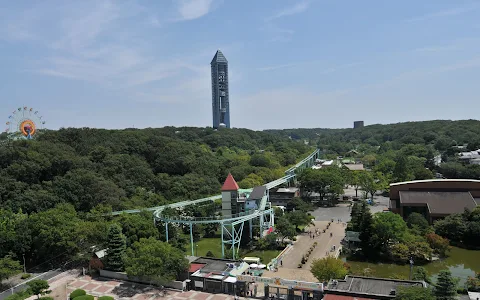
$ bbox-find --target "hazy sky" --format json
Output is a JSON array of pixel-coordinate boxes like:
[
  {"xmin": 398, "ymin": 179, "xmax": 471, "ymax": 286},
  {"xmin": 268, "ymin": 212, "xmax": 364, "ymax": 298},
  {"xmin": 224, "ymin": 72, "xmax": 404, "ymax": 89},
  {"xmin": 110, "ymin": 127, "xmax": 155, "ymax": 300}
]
[{"xmin": 1, "ymin": 0, "xmax": 480, "ymax": 131}]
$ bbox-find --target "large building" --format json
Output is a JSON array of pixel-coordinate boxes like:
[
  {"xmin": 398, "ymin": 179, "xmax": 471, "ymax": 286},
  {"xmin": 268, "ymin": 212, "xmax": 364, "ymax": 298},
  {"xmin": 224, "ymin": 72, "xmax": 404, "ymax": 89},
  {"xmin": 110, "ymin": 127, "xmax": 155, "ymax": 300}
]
[
  {"xmin": 389, "ymin": 179, "xmax": 480, "ymax": 223},
  {"xmin": 353, "ymin": 121, "xmax": 364, "ymax": 129},
  {"xmin": 324, "ymin": 275, "xmax": 425, "ymax": 300},
  {"xmin": 211, "ymin": 50, "xmax": 230, "ymax": 129}
]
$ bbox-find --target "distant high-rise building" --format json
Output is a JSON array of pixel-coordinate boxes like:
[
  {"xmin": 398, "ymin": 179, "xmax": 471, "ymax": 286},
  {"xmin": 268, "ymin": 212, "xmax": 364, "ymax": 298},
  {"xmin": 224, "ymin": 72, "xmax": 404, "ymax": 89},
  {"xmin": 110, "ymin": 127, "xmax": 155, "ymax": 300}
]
[
  {"xmin": 211, "ymin": 50, "xmax": 230, "ymax": 129},
  {"xmin": 353, "ymin": 121, "xmax": 364, "ymax": 129}
]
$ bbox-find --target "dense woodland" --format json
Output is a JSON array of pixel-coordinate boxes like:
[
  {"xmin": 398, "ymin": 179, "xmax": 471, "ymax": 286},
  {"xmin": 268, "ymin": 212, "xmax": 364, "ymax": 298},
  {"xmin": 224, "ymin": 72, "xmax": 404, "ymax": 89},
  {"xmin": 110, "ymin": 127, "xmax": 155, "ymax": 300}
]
[
  {"xmin": 0, "ymin": 127, "xmax": 311, "ymax": 214},
  {"xmin": 270, "ymin": 119, "xmax": 480, "ymax": 181},
  {"xmin": 0, "ymin": 127, "xmax": 311, "ymax": 281},
  {"xmin": 2, "ymin": 120, "xmax": 480, "ymax": 292}
]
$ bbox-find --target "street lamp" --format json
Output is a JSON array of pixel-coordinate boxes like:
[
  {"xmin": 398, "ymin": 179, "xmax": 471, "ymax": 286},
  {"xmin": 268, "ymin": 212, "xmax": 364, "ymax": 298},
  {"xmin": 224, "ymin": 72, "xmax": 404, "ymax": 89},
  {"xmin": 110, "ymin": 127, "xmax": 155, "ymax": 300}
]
[{"xmin": 195, "ymin": 244, "xmax": 198, "ymax": 256}]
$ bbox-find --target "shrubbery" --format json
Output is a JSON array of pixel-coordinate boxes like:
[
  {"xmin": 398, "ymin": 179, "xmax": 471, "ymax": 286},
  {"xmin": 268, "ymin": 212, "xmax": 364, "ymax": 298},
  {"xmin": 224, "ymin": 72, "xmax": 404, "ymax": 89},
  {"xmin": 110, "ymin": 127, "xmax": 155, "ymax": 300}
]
[
  {"xmin": 72, "ymin": 296, "xmax": 94, "ymax": 300},
  {"xmin": 69, "ymin": 289, "xmax": 86, "ymax": 299},
  {"xmin": 98, "ymin": 297, "xmax": 115, "ymax": 300},
  {"xmin": 20, "ymin": 273, "xmax": 31, "ymax": 280}
]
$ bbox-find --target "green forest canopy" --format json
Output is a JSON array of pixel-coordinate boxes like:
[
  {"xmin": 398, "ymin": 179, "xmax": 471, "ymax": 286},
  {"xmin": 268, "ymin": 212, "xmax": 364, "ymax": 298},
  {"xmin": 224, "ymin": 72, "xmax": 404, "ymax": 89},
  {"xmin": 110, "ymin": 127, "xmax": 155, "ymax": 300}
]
[{"xmin": 0, "ymin": 126, "xmax": 312, "ymax": 214}]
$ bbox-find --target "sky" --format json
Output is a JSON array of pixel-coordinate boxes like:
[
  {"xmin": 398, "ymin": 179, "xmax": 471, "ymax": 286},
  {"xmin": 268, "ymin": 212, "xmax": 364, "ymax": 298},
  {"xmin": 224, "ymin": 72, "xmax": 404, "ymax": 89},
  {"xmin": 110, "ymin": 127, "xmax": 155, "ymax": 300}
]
[{"xmin": 1, "ymin": 0, "xmax": 480, "ymax": 131}]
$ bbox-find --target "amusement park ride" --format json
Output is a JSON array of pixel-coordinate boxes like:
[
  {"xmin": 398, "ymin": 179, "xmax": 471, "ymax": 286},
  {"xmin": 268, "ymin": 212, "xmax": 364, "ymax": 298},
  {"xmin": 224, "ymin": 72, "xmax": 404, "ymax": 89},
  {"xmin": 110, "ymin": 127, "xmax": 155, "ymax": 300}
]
[
  {"xmin": 2, "ymin": 106, "xmax": 46, "ymax": 143},
  {"xmin": 111, "ymin": 149, "xmax": 321, "ymax": 260}
]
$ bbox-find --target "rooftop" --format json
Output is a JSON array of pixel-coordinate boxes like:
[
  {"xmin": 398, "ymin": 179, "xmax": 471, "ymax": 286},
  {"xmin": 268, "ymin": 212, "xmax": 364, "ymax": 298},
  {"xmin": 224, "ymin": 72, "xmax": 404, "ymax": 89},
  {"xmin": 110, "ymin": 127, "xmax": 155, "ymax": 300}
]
[
  {"xmin": 276, "ymin": 187, "xmax": 299, "ymax": 193},
  {"xmin": 249, "ymin": 186, "xmax": 267, "ymax": 200},
  {"xmin": 344, "ymin": 164, "xmax": 364, "ymax": 171},
  {"xmin": 325, "ymin": 276, "xmax": 424, "ymax": 298},
  {"xmin": 399, "ymin": 191, "xmax": 477, "ymax": 215},
  {"xmin": 211, "ymin": 50, "xmax": 228, "ymax": 64},
  {"xmin": 390, "ymin": 178, "xmax": 480, "ymax": 186},
  {"xmin": 323, "ymin": 295, "xmax": 374, "ymax": 300},
  {"xmin": 191, "ymin": 257, "xmax": 239, "ymax": 273},
  {"xmin": 222, "ymin": 173, "xmax": 239, "ymax": 191}
]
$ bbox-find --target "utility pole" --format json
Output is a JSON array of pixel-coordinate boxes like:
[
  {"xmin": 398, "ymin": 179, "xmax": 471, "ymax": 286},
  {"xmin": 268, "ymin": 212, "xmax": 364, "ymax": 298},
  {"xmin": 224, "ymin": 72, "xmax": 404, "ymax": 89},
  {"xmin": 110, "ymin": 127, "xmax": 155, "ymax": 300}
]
[
  {"xmin": 23, "ymin": 254, "xmax": 26, "ymax": 274},
  {"xmin": 409, "ymin": 257, "xmax": 414, "ymax": 280}
]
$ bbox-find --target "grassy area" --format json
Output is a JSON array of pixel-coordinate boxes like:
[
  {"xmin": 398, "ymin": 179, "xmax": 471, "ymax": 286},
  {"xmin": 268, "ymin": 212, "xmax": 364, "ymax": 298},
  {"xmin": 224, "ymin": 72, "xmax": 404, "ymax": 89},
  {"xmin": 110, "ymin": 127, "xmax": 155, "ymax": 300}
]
[
  {"xmin": 243, "ymin": 249, "xmax": 281, "ymax": 264},
  {"xmin": 187, "ymin": 237, "xmax": 281, "ymax": 264},
  {"xmin": 187, "ymin": 237, "xmax": 222, "ymax": 257}
]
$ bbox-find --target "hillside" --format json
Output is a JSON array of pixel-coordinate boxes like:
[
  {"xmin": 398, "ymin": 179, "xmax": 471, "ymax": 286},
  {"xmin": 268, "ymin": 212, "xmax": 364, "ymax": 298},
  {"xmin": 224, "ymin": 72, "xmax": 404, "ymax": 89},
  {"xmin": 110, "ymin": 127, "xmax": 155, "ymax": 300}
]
[
  {"xmin": 266, "ymin": 119, "xmax": 480, "ymax": 153},
  {"xmin": 0, "ymin": 127, "xmax": 312, "ymax": 214}
]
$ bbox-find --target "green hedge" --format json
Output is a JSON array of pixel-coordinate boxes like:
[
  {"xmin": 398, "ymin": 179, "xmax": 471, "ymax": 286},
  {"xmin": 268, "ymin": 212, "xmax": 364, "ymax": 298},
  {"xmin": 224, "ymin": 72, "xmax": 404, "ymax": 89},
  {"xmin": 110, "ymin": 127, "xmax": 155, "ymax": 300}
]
[
  {"xmin": 73, "ymin": 295, "xmax": 94, "ymax": 300},
  {"xmin": 20, "ymin": 273, "xmax": 31, "ymax": 280},
  {"xmin": 98, "ymin": 297, "xmax": 114, "ymax": 300},
  {"xmin": 69, "ymin": 289, "xmax": 86, "ymax": 299}
]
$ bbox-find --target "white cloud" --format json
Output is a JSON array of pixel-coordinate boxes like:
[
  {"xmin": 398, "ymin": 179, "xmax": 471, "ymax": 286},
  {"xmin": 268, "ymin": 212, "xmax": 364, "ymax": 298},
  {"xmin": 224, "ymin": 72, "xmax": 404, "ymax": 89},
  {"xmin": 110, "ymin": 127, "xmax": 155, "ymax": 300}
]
[
  {"xmin": 176, "ymin": 0, "xmax": 215, "ymax": 21},
  {"xmin": 266, "ymin": 1, "xmax": 312, "ymax": 21}
]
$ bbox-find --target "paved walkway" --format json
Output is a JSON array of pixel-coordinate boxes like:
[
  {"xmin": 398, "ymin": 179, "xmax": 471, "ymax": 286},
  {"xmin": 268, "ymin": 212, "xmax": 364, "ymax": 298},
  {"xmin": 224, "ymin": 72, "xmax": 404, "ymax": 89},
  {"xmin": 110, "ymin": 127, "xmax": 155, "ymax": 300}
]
[
  {"xmin": 263, "ymin": 220, "xmax": 346, "ymax": 282},
  {"xmin": 41, "ymin": 274, "xmax": 243, "ymax": 300}
]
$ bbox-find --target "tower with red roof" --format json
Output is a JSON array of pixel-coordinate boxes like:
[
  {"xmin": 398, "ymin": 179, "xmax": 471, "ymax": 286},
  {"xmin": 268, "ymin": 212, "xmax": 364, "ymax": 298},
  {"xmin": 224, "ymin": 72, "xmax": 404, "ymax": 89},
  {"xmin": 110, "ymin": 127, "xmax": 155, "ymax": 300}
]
[{"xmin": 221, "ymin": 173, "xmax": 240, "ymax": 218}]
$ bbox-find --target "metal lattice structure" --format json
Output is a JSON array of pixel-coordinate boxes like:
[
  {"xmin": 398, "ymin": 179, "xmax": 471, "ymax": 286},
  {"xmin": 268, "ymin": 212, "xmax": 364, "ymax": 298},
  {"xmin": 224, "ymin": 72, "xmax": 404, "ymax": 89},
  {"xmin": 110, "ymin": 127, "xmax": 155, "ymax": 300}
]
[{"xmin": 111, "ymin": 149, "xmax": 321, "ymax": 258}]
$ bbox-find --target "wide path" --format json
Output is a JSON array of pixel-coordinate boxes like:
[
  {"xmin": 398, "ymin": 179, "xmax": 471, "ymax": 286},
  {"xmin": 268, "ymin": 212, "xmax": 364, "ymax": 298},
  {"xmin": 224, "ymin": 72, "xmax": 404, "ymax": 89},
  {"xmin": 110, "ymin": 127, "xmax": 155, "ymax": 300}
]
[{"xmin": 263, "ymin": 221, "xmax": 346, "ymax": 282}]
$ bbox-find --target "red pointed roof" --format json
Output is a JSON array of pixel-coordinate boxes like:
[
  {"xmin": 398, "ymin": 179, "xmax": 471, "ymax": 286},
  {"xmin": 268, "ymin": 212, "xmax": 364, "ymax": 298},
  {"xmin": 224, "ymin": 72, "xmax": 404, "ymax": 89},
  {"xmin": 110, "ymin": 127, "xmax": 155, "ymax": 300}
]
[{"xmin": 221, "ymin": 173, "xmax": 239, "ymax": 191}]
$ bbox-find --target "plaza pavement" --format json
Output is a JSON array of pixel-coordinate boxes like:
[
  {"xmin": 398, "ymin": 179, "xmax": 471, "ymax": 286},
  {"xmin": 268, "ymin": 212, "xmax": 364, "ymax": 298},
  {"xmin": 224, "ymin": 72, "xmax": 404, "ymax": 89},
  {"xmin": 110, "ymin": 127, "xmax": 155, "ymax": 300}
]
[
  {"xmin": 30, "ymin": 274, "xmax": 242, "ymax": 300},
  {"xmin": 262, "ymin": 220, "xmax": 346, "ymax": 282}
]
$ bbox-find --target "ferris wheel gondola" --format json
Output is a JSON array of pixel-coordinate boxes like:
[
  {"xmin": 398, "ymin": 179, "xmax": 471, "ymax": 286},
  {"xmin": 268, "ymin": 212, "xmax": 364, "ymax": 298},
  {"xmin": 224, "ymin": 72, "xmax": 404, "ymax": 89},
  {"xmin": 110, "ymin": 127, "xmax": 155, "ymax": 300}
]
[{"xmin": 4, "ymin": 106, "xmax": 46, "ymax": 140}]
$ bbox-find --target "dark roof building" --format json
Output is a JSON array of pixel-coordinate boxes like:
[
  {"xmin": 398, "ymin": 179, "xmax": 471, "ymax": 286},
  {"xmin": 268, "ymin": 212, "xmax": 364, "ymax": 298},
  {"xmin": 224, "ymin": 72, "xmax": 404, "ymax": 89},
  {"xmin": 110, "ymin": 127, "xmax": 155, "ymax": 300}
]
[
  {"xmin": 249, "ymin": 186, "xmax": 267, "ymax": 201},
  {"xmin": 324, "ymin": 276, "xmax": 425, "ymax": 300},
  {"xmin": 389, "ymin": 179, "xmax": 480, "ymax": 223}
]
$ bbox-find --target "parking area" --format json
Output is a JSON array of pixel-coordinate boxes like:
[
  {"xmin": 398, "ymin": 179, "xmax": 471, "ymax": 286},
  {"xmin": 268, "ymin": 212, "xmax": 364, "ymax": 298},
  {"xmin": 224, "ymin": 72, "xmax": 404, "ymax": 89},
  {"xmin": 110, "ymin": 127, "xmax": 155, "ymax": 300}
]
[{"xmin": 310, "ymin": 187, "xmax": 389, "ymax": 222}]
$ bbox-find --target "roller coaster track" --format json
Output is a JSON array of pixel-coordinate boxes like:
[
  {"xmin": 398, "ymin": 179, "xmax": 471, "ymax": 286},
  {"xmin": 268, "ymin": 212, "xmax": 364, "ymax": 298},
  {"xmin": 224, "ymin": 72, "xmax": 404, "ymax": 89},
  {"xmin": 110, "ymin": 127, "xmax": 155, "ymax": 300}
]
[{"xmin": 110, "ymin": 148, "xmax": 320, "ymax": 216}]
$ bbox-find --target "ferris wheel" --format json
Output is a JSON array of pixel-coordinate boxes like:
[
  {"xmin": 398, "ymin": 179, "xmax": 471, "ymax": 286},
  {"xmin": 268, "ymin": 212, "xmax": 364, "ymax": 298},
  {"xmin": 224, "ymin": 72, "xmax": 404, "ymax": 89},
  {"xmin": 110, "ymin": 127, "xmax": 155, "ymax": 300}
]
[{"xmin": 4, "ymin": 107, "xmax": 46, "ymax": 140}]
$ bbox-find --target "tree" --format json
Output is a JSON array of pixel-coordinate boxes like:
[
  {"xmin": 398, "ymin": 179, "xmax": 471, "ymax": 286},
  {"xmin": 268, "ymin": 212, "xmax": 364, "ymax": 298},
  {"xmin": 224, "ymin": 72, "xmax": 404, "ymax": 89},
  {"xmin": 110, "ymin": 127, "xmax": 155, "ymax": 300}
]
[
  {"xmin": 358, "ymin": 171, "xmax": 377, "ymax": 199},
  {"xmin": 275, "ymin": 217, "xmax": 296, "ymax": 243},
  {"xmin": 406, "ymin": 212, "xmax": 430, "ymax": 234},
  {"xmin": 310, "ymin": 257, "xmax": 348, "ymax": 282},
  {"xmin": 393, "ymin": 154, "xmax": 412, "ymax": 182},
  {"xmin": 27, "ymin": 279, "xmax": 50, "ymax": 299},
  {"xmin": 349, "ymin": 171, "xmax": 361, "ymax": 197},
  {"xmin": 434, "ymin": 269, "xmax": 457, "ymax": 300},
  {"xmin": 358, "ymin": 202, "xmax": 376, "ymax": 258},
  {"xmin": 412, "ymin": 266, "xmax": 430, "ymax": 283},
  {"xmin": 425, "ymin": 233, "xmax": 450, "ymax": 257},
  {"xmin": 371, "ymin": 212, "xmax": 408, "ymax": 254},
  {"xmin": 124, "ymin": 237, "xmax": 189, "ymax": 286},
  {"xmin": 298, "ymin": 168, "xmax": 345, "ymax": 205},
  {"xmin": 117, "ymin": 211, "xmax": 159, "ymax": 247},
  {"xmin": 105, "ymin": 224, "xmax": 126, "ymax": 272},
  {"xmin": 0, "ymin": 255, "xmax": 22, "ymax": 281},
  {"xmin": 396, "ymin": 286, "xmax": 435, "ymax": 300},
  {"xmin": 286, "ymin": 211, "xmax": 312, "ymax": 231}
]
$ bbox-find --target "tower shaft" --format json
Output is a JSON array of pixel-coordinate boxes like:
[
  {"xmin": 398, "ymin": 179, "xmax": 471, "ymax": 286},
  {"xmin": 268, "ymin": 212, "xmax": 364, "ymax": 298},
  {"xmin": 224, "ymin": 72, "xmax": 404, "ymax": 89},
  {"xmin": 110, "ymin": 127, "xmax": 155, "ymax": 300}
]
[{"xmin": 211, "ymin": 50, "xmax": 230, "ymax": 129}]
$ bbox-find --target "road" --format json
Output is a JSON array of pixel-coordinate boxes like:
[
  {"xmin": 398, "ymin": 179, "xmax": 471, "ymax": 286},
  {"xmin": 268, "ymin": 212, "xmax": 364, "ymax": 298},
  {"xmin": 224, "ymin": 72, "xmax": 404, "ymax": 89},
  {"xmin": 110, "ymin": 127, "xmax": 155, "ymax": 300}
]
[{"xmin": 0, "ymin": 269, "xmax": 63, "ymax": 300}]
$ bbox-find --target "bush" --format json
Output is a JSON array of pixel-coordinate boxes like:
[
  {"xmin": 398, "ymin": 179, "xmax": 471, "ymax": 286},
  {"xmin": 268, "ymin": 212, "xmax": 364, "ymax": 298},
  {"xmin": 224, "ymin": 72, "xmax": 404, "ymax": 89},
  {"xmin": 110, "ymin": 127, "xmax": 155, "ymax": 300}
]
[
  {"xmin": 21, "ymin": 273, "xmax": 31, "ymax": 280},
  {"xmin": 98, "ymin": 297, "xmax": 115, "ymax": 300},
  {"xmin": 39, "ymin": 297, "xmax": 54, "ymax": 300},
  {"xmin": 205, "ymin": 250, "xmax": 215, "ymax": 257},
  {"xmin": 70, "ymin": 289, "xmax": 86, "ymax": 299},
  {"xmin": 73, "ymin": 296, "xmax": 94, "ymax": 300},
  {"xmin": 5, "ymin": 290, "xmax": 32, "ymax": 300}
]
